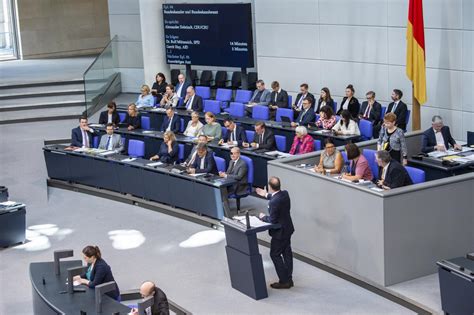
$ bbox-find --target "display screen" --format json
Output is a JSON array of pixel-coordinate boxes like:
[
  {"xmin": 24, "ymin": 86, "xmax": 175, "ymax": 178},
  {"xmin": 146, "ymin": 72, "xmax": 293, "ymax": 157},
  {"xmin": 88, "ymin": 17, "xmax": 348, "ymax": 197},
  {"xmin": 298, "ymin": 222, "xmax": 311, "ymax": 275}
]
[{"xmin": 162, "ymin": 3, "xmax": 254, "ymax": 68}]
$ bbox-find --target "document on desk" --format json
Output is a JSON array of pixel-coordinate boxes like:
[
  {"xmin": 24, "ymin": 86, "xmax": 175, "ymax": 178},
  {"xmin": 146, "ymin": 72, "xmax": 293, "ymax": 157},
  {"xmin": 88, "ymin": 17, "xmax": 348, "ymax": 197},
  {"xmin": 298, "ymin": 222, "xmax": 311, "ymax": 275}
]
[
  {"xmin": 121, "ymin": 157, "xmax": 137, "ymax": 162},
  {"xmin": 428, "ymin": 151, "xmax": 448, "ymax": 158},
  {"xmin": 98, "ymin": 150, "xmax": 116, "ymax": 156},
  {"xmin": 146, "ymin": 161, "xmax": 164, "ymax": 167},
  {"xmin": 233, "ymin": 216, "xmax": 271, "ymax": 228},
  {"xmin": 88, "ymin": 124, "xmax": 104, "ymax": 128},
  {"xmin": 370, "ymin": 187, "xmax": 384, "ymax": 192}
]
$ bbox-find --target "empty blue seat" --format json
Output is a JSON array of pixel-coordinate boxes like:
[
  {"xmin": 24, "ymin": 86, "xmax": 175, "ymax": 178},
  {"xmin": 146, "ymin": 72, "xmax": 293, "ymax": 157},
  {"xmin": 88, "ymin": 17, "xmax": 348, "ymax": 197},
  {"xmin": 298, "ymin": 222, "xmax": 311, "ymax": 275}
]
[
  {"xmin": 405, "ymin": 166, "xmax": 425, "ymax": 184},
  {"xmin": 178, "ymin": 144, "xmax": 185, "ymax": 162},
  {"xmin": 234, "ymin": 90, "xmax": 252, "ymax": 103},
  {"xmin": 195, "ymin": 86, "xmax": 211, "ymax": 100},
  {"xmin": 359, "ymin": 119, "xmax": 373, "ymax": 140},
  {"xmin": 252, "ymin": 105, "xmax": 269, "ymax": 120},
  {"xmin": 215, "ymin": 88, "xmax": 233, "ymax": 108},
  {"xmin": 118, "ymin": 112, "xmax": 126, "ymax": 122},
  {"xmin": 177, "ymin": 97, "xmax": 184, "ymax": 108},
  {"xmin": 245, "ymin": 130, "xmax": 255, "ymax": 143},
  {"xmin": 92, "ymin": 136, "xmax": 99, "ymax": 148},
  {"xmin": 404, "ymin": 110, "xmax": 411, "ymax": 131},
  {"xmin": 179, "ymin": 118, "xmax": 185, "ymax": 133},
  {"xmin": 275, "ymin": 135, "xmax": 286, "ymax": 152},
  {"xmin": 380, "ymin": 106, "xmax": 387, "ymax": 120},
  {"xmin": 362, "ymin": 149, "xmax": 378, "ymax": 180},
  {"xmin": 227, "ymin": 102, "xmax": 245, "ymax": 117},
  {"xmin": 287, "ymin": 95, "xmax": 293, "ymax": 108},
  {"xmin": 203, "ymin": 100, "xmax": 221, "ymax": 114},
  {"xmin": 276, "ymin": 108, "xmax": 294, "ymax": 122},
  {"xmin": 221, "ymin": 126, "xmax": 228, "ymax": 139},
  {"xmin": 313, "ymin": 139, "xmax": 321, "ymax": 151},
  {"xmin": 332, "ymin": 101, "xmax": 338, "ymax": 113},
  {"xmin": 214, "ymin": 156, "xmax": 226, "ymax": 173},
  {"xmin": 141, "ymin": 116, "xmax": 151, "ymax": 130},
  {"xmin": 128, "ymin": 140, "xmax": 145, "ymax": 158},
  {"xmin": 228, "ymin": 155, "xmax": 254, "ymax": 211}
]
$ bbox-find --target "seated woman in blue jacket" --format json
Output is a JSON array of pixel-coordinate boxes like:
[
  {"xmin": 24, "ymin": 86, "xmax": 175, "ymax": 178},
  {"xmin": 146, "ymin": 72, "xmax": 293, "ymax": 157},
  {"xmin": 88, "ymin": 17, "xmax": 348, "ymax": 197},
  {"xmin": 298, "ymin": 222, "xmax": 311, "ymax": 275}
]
[
  {"xmin": 149, "ymin": 131, "xmax": 179, "ymax": 164},
  {"xmin": 73, "ymin": 245, "xmax": 120, "ymax": 300}
]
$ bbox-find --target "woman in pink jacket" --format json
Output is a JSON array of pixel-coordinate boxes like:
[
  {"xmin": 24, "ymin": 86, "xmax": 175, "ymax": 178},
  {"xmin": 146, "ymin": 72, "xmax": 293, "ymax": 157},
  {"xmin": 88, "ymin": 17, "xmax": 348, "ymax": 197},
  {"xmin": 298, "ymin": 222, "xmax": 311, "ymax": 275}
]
[{"xmin": 289, "ymin": 126, "xmax": 315, "ymax": 155}]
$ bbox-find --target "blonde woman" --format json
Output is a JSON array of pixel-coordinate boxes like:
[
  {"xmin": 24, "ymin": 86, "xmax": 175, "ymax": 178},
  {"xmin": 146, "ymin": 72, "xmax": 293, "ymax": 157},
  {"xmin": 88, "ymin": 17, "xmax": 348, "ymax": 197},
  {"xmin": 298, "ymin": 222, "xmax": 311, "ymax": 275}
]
[
  {"xmin": 136, "ymin": 84, "xmax": 154, "ymax": 108},
  {"xmin": 183, "ymin": 111, "xmax": 204, "ymax": 137}
]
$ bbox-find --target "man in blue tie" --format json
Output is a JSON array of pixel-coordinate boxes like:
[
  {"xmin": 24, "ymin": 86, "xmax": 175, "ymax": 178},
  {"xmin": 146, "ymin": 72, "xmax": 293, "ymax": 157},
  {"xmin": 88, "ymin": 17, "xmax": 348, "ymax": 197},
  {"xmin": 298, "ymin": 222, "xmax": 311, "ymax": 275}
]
[{"xmin": 98, "ymin": 123, "xmax": 124, "ymax": 153}]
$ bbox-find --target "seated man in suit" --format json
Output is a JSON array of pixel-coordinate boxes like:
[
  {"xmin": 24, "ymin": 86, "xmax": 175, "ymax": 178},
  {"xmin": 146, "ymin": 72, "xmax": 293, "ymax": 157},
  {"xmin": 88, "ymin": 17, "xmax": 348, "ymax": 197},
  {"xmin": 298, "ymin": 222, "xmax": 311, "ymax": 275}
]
[
  {"xmin": 71, "ymin": 116, "xmax": 95, "ymax": 148},
  {"xmin": 375, "ymin": 150, "xmax": 413, "ymax": 190},
  {"xmin": 359, "ymin": 91, "xmax": 382, "ymax": 137},
  {"xmin": 268, "ymin": 81, "xmax": 289, "ymax": 120},
  {"xmin": 292, "ymin": 83, "xmax": 315, "ymax": 118},
  {"xmin": 219, "ymin": 118, "xmax": 247, "ymax": 147},
  {"xmin": 421, "ymin": 115, "xmax": 462, "ymax": 153},
  {"xmin": 99, "ymin": 101, "xmax": 120, "ymax": 125},
  {"xmin": 219, "ymin": 147, "xmax": 248, "ymax": 195},
  {"xmin": 245, "ymin": 80, "xmax": 271, "ymax": 117},
  {"xmin": 98, "ymin": 123, "xmax": 124, "ymax": 153},
  {"xmin": 161, "ymin": 106, "xmax": 180, "ymax": 133},
  {"xmin": 130, "ymin": 281, "xmax": 169, "ymax": 315},
  {"xmin": 175, "ymin": 74, "xmax": 190, "ymax": 99},
  {"xmin": 291, "ymin": 98, "xmax": 316, "ymax": 127},
  {"xmin": 243, "ymin": 121, "xmax": 277, "ymax": 151},
  {"xmin": 387, "ymin": 89, "xmax": 408, "ymax": 131},
  {"xmin": 182, "ymin": 86, "xmax": 203, "ymax": 112},
  {"xmin": 187, "ymin": 143, "xmax": 218, "ymax": 175},
  {"xmin": 183, "ymin": 135, "xmax": 212, "ymax": 167}
]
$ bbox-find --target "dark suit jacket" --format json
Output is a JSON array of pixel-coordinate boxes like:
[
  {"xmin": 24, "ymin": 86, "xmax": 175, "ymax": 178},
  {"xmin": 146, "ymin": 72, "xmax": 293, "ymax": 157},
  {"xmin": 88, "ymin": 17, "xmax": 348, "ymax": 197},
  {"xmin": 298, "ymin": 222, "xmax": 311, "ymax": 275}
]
[
  {"xmin": 99, "ymin": 111, "xmax": 120, "ymax": 125},
  {"xmin": 253, "ymin": 129, "xmax": 276, "ymax": 151},
  {"xmin": 124, "ymin": 114, "xmax": 141, "ymax": 129},
  {"xmin": 157, "ymin": 141, "xmax": 179, "ymax": 164},
  {"xmin": 293, "ymin": 92, "xmax": 315, "ymax": 109},
  {"xmin": 223, "ymin": 125, "xmax": 247, "ymax": 146},
  {"xmin": 359, "ymin": 101, "xmax": 382, "ymax": 123},
  {"xmin": 71, "ymin": 126, "xmax": 93, "ymax": 147},
  {"xmin": 387, "ymin": 101, "xmax": 408, "ymax": 130},
  {"xmin": 182, "ymin": 95, "xmax": 203, "ymax": 112},
  {"xmin": 150, "ymin": 286, "xmax": 170, "ymax": 315},
  {"xmin": 383, "ymin": 160, "xmax": 413, "ymax": 189},
  {"xmin": 269, "ymin": 89, "xmax": 289, "ymax": 108},
  {"xmin": 175, "ymin": 81, "xmax": 191, "ymax": 98},
  {"xmin": 315, "ymin": 98, "xmax": 335, "ymax": 113},
  {"xmin": 337, "ymin": 97, "xmax": 360, "ymax": 119},
  {"xmin": 226, "ymin": 158, "xmax": 248, "ymax": 195},
  {"xmin": 421, "ymin": 126, "xmax": 456, "ymax": 153},
  {"xmin": 191, "ymin": 153, "xmax": 218, "ymax": 175},
  {"xmin": 80, "ymin": 258, "xmax": 120, "ymax": 300},
  {"xmin": 161, "ymin": 115, "xmax": 180, "ymax": 133},
  {"xmin": 295, "ymin": 108, "xmax": 316, "ymax": 126},
  {"xmin": 184, "ymin": 146, "xmax": 213, "ymax": 166},
  {"xmin": 262, "ymin": 190, "xmax": 294, "ymax": 240}
]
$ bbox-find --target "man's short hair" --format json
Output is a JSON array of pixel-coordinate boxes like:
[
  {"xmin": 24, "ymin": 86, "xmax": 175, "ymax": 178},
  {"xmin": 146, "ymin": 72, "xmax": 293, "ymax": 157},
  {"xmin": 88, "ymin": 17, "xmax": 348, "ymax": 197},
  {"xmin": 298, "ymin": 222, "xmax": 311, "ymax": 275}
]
[
  {"xmin": 303, "ymin": 97, "xmax": 313, "ymax": 105},
  {"xmin": 223, "ymin": 118, "xmax": 234, "ymax": 125},
  {"xmin": 255, "ymin": 121, "xmax": 266, "ymax": 128},
  {"xmin": 165, "ymin": 105, "xmax": 174, "ymax": 111},
  {"xmin": 271, "ymin": 81, "xmax": 280, "ymax": 89},
  {"xmin": 268, "ymin": 176, "xmax": 281, "ymax": 191},
  {"xmin": 432, "ymin": 115, "xmax": 443, "ymax": 123},
  {"xmin": 376, "ymin": 150, "xmax": 392, "ymax": 164},
  {"xmin": 106, "ymin": 123, "xmax": 114, "ymax": 128},
  {"xmin": 366, "ymin": 91, "xmax": 376, "ymax": 98},
  {"xmin": 393, "ymin": 89, "xmax": 403, "ymax": 99},
  {"xmin": 79, "ymin": 116, "xmax": 88, "ymax": 122},
  {"xmin": 256, "ymin": 79, "xmax": 264, "ymax": 85},
  {"xmin": 300, "ymin": 83, "xmax": 308, "ymax": 90},
  {"xmin": 197, "ymin": 143, "xmax": 207, "ymax": 151}
]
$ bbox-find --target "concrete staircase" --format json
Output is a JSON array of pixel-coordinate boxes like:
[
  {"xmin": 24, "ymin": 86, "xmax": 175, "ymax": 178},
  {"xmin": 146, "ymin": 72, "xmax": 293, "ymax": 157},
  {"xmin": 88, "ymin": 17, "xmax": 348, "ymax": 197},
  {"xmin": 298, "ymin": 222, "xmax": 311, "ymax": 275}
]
[{"xmin": 0, "ymin": 80, "xmax": 86, "ymax": 124}]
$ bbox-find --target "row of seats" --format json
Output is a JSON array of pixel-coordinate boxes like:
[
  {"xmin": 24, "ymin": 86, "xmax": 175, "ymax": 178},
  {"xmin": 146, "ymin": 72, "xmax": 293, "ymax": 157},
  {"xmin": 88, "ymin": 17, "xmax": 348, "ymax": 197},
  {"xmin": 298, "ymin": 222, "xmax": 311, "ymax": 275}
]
[{"xmin": 171, "ymin": 69, "xmax": 258, "ymax": 90}]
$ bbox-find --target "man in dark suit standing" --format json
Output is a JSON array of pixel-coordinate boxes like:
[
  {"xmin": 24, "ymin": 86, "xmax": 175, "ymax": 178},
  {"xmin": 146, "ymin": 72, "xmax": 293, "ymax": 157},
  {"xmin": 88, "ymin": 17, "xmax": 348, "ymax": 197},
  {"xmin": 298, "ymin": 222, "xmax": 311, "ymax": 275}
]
[
  {"xmin": 421, "ymin": 115, "xmax": 461, "ymax": 153},
  {"xmin": 71, "ymin": 116, "xmax": 95, "ymax": 147},
  {"xmin": 175, "ymin": 74, "xmax": 190, "ymax": 99},
  {"xmin": 375, "ymin": 150, "xmax": 413, "ymax": 189},
  {"xmin": 291, "ymin": 98, "xmax": 316, "ymax": 127},
  {"xmin": 292, "ymin": 83, "xmax": 315, "ymax": 118},
  {"xmin": 219, "ymin": 147, "xmax": 248, "ymax": 195},
  {"xmin": 219, "ymin": 118, "xmax": 248, "ymax": 146},
  {"xmin": 387, "ymin": 89, "xmax": 408, "ymax": 131},
  {"xmin": 359, "ymin": 91, "xmax": 382, "ymax": 138},
  {"xmin": 187, "ymin": 143, "xmax": 218, "ymax": 175},
  {"xmin": 257, "ymin": 176, "xmax": 294, "ymax": 289},
  {"xmin": 268, "ymin": 81, "xmax": 289, "ymax": 120},
  {"xmin": 182, "ymin": 86, "xmax": 203, "ymax": 112},
  {"xmin": 243, "ymin": 121, "xmax": 276, "ymax": 151},
  {"xmin": 131, "ymin": 281, "xmax": 169, "ymax": 315},
  {"xmin": 161, "ymin": 106, "xmax": 180, "ymax": 133}
]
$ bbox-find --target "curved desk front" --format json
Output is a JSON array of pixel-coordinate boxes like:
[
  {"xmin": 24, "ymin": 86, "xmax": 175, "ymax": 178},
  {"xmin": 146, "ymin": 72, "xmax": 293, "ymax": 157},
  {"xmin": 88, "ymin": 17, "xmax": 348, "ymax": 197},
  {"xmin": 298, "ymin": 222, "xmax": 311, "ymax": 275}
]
[{"xmin": 30, "ymin": 260, "xmax": 130, "ymax": 315}]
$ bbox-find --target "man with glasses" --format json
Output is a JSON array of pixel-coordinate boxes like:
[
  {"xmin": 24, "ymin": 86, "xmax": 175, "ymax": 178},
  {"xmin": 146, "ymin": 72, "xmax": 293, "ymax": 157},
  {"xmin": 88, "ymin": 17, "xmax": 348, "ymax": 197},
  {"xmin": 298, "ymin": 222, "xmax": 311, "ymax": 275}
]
[
  {"xmin": 98, "ymin": 123, "xmax": 124, "ymax": 153},
  {"xmin": 219, "ymin": 118, "xmax": 247, "ymax": 146},
  {"xmin": 219, "ymin": 147, "xmax": 248, "ymax": 195},
  {"xmin": 421, "ymin": 115, "xmax": 461, "ymax": 153},
  {"xmin": 359, "ymin": 91, "xmax": 382, "ymax": 138}
]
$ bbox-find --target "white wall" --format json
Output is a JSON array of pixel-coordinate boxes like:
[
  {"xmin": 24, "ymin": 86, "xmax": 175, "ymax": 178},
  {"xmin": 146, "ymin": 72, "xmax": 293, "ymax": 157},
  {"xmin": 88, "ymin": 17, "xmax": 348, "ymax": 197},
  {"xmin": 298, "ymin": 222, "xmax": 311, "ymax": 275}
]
[{"xmin": 255, "ymin": 0, "xmax": 474, "ymax": 139}]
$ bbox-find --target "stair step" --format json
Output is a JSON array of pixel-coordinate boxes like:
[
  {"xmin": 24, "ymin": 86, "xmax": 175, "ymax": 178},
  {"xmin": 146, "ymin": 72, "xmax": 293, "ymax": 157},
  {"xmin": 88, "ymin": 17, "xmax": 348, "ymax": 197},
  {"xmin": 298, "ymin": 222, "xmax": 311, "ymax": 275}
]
[
  {"xmin": 0, "ymin": 79, "xmax": 84, "ymax": 90},
  {"xmin": 0, "ymin": 89, "xmax": 84, "ymax": 100},
  {"xmin": 0, "ymin": 100, "xmax": 85, "ymax": 112},
  {"xmin": 0, "ymin": 105, "xmax": 85, "ymax": 123},
  {"xmin": 0, "ymin": 82, "xmax": 85, "ymax": 96},
  {"xmin": 0, "ymin": 94, "xmax": 85, "ymax": 108}
]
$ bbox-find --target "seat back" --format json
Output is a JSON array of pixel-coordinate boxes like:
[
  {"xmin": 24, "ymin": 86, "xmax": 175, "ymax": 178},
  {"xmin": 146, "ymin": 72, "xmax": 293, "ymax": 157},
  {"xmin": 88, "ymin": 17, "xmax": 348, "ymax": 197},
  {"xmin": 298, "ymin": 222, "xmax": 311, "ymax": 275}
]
[
  {"xmin": 275, "ymin": 135, "xmax": 286, "ymax": 152},
  {"xmin": 276, "ymin": 108, "xmax": 294, "ymax": 122},
  {"xmin": 215, "ymin": 88, "xmax": 232, "ymax": 102},
  {"xmin": 405, "ymin": 110, "xmax": 411, "ymax": 126},
  {"xmin": 340, "ymin": 150, "xmax": 351, "ymax": 173},
  {"xmin": 468, "ymin": 131, "xmax": 474, "ymax": 146},
  {"xmin": 190, "ymin": 70, "xmax": 198, "ymax": 86},
  {"xmin": 92, "ymin": 136, "xmax": 99, "ymax": 148},
  {"xmin": 128, "ymin": 140, "xmax": 145, "ymax": 158},
  {"xmin": 214, "ymin": 156, "xmax": 226, "ymax": 173},
  {"xmin": 230, "ymin": 71, "xmax": 242, "ymax": 89},
  {"xmin": 332, "ymin": 101, "xmax": 338, "ymax": 113},
  {"xmin": 234, "ymin": 90, "xmax": 252, "ymax": 103},
  {"xmin": 380, "ymin": 106, "xmax": 387, "ymax": 120},
  {"xmin": 247, "ymin": 72, "xmax": 258, "ymax": 90},
  {"xmin": 118, "ymin": 112, "xmax": 126, "ymax": 122},
  {"xmin": 405, "ymin": 166, "xmax": 425, "ymax": 184},
  {"xmin": 252, "ymin": 105, "xmax": 269, "ymax": 120},
  {"xmin": 362, "ymin": 149, "xmax": 379, "ymax": 180},
  {"xmin": 179, "ymin": 118, "xmax": 185, "ymax": 133},
  {"xmin": 313, "ymin": 139, "xmax": 321, "ymax": 151},
  {"xmin": 203, "ymin": 100, "xmax": 221, "ymax": 114},
  {"xmin": 178, "ymin": 144, "xmax": 185, "ymax": 162},
  {"xmin": 245, "ymin": 130, "xmax": 255, "ymax": 143},
  {"xmin": 141, "ymin": 116, "xmax": 151, "ymax": 130},
  {"xmin": 227, "ymin": 102, "xmax": 245, "ymax": 117},
  {"xmin": 170, "ymin": 69, "xmax": 180, "ymax": 86},
  {"xmin": 195, "ymin": 86, "xmax": 211, "ymax": 100},
  {"xmin": 221, "ymin": 126, "xmax": 228, "ymax": 139},
  {"xmin": 214, "ymin": 71, "xmax": 227, "ymax": 88},
  {"xmin": 359, "ymin": 119, "xmax": 373, "ymax": 140},
  {"xmin": 240, "ymin": 155, "xmax": 254, "ymax": 186},
  {"xmin": 199, "ymin": 70, "xmax": 212, "ymax": 87},
  {"xmin": 287, "ymin": 95, "xmax": 293, "ymax": 108}
]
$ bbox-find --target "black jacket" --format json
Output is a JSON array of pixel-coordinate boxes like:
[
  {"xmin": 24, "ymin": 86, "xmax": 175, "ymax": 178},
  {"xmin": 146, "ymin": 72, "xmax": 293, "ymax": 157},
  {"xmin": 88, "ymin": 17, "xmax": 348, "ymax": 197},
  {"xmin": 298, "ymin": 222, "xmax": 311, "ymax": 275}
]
[
  {"xmin": 124, "ymin": 114, "xmax": 141, "ymax": 129},
  {"xmin": 99, "ymin": 110, "xmax": 121, "ymax": 125},
  {"xmin": 253, "ymin": 129, "xmax": 276, "ymax": 151},
  {"xmin": 191, "ymin": 153, "xmax": 218, "ymax": 175},
  {"xmin": 421, "ymin": 126, "xmax": 457, "ymax": 153},
  {"xmin": 71, "ymin": 126, "xmax": 93, "ymax": 147},
  {"xmin": 359, "ymin": 101, "xmax": 382, "ymax": 123},
  {"xmin": 161, "ymin": 115, "xmax": 180, "ymax": 133},
  {"xmin": 223, "ymin": 125, "xmax": 248, "ymax": 146},
  {"xmin": 315, "ymin": 98, "xmax": 335, "ymax": 113},
  {"xmin": 293, "ymin": 92, "xmax": 315, "ymax": 109},
  {"xmin": 81, "ymin": 258, "xmax": 120, "ymax": 300},
  {"xmin": 295, "ymin": 108, "xmax": 316, "ymax": 126},
  {"xmin": 387, "ymin": 101, "xmax": 408, "ymax": 130},
  {"xmin": 269, "ymin": 89, "xmax": 289, "ymax": 108},
  {"xmin": 157, "ymin": 141, "xmax": 179, "ymax": 164},
  {"xmin": 262, "ymin": 190, "xmax": 294, "ymax": 240},
  {"xmin": 182, "ymin": 95, "xmax": 203, "ymax": 112},
  {"xmin": 337, "ymin": 97, "xmax": 360, "ymax": 119},
  {"xmin": 150, "ymin": 286, "xmax": 170, "ymax": 315},
  {"xmin": 382, "ymin": 160, "xmax": 413, "ymax": 189}
]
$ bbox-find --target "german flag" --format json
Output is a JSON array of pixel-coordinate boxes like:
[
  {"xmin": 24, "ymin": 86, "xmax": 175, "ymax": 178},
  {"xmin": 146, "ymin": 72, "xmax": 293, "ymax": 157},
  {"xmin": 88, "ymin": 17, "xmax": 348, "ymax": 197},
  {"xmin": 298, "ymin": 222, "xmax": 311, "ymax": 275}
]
[{"xmin": 406, "ymin": 0, "xmax": 427, "ymax": 104}]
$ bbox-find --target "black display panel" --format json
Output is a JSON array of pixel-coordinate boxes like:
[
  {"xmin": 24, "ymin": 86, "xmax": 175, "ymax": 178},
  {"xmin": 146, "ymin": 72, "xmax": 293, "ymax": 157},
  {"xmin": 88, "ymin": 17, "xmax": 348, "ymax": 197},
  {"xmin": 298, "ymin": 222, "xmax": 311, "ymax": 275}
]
[{"xmin": 162, "ymin": 3, "xmax": 254, "ymax": 68}]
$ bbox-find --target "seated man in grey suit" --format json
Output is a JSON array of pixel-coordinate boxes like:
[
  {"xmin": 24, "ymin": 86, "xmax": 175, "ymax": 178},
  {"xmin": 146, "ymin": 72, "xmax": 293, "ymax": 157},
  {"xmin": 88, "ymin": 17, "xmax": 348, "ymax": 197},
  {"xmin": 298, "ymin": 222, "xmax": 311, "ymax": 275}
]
[
  {"xmin": 219, "ymin": 147, "xmax": 248, "ymax": 194},
  {"xmin": 98, "ymin": 123, "xmax": 124, "ymax": 153},
  {"xmin": 245, "ymin": 80, "xmax": 271, "ymax": 116}
]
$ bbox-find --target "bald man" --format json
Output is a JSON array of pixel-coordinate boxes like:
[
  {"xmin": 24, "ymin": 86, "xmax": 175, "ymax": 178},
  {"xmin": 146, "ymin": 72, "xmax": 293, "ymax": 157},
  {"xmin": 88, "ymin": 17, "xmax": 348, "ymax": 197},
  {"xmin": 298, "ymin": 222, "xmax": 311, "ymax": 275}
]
[{"xmin": 131, "ymin": 281, "xmax": 169, "ymax": 315}]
